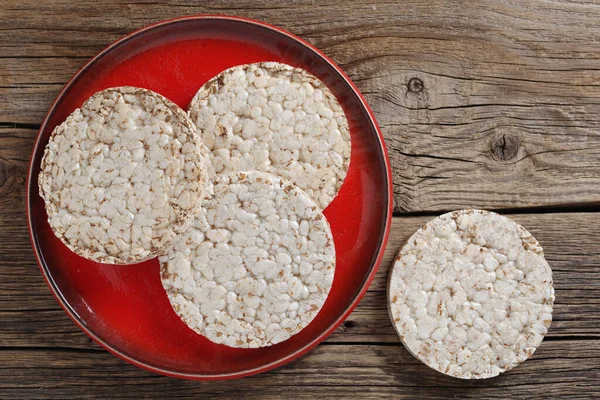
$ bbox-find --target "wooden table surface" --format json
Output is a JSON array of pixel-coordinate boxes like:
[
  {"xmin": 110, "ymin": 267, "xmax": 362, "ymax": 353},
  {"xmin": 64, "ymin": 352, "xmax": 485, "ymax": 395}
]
[{"xmin": 1, "ymin": 1, "xmax": 599, "ymax": 398}]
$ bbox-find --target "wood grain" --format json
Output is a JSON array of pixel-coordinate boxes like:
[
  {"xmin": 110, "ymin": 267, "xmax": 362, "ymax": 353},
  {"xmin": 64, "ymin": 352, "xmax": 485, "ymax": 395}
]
[
  {"xmin": 0, "ymin": 205, "xmax": 599, "ymax": 398},
  {"xmin": 0, "ymin": 343, "xmax": 597, "ymax": 400},
  {"xmin": 3, "ymin": 1, "xmax": 600, "ymax": 212},
  {"xmin": 1, "ymin": 0, "xmax": 600, "ymax": 398}
]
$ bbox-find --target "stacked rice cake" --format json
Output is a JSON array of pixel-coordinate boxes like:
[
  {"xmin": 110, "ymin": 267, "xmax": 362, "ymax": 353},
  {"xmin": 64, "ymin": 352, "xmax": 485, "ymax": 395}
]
[
  {"xmin": 157, "ymin": 62, "xmax": 351, "ymax": 347},
  {"xmin": 39, "ymin": 86, "xmax": 208, "ymax": 264},
  {"xmin": 188, "ymin": 62, "xmax": 351, "ymax": 210},
  {"xmin": 39, "ymin": 63, "xmax": 350, "ymax": 348},
  {"xmin": 160, "ymin": 171, "xmax": 335, "ymax": 348}
]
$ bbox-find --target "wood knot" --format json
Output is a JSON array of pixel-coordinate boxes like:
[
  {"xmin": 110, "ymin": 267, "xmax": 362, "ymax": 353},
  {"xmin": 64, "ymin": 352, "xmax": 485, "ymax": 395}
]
[
  {"xmin": 491, "ymin": 135, "xmax": 519, "ymax": 161},
  {"xmin": 407, "ymin": 78, "xmax": 424, "ymax": 94},
  {"xmin": 0, "ymin": 162, "xmax": 6, "ymax": 188},
  {"xmin": 343, "ymin": 320, "xmax": 356, "ymax": 329}
]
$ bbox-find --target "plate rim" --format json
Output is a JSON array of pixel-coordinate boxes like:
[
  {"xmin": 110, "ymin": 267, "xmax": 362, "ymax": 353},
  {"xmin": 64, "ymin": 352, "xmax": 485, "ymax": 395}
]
[{"xmin": 26, "ymin": 14, "xmax": 394, "ymax": 380}]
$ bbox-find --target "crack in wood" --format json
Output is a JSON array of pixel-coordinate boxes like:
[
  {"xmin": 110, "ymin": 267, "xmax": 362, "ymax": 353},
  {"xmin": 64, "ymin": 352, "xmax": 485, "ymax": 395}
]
[{"xmin": 0, "ymin": 162, "xmax": 7, "ymax": 188}]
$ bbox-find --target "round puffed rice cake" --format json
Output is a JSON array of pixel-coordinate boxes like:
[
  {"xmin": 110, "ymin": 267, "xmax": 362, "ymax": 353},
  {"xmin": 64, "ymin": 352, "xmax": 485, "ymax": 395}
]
[
  {"xmin": 388, "ymin": 210, "xmax": 554, "ymax": 379},
  {"xmin": 38, "ymin": 86, "xmax": 208, "ymax": 264},
  {"xmin": 188, "ymin": 62, "xmax": 351, "ymax": 210},
  {"xmin": 160, "ymin": 171, "xmax": 336, "ymax": 348}
]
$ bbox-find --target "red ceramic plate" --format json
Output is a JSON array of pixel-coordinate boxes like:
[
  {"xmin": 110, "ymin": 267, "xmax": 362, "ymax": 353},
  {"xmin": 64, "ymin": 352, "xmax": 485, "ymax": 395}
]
[{"xmin": 27, "ymin": 15, "xmax": 392, "ymax": 380}]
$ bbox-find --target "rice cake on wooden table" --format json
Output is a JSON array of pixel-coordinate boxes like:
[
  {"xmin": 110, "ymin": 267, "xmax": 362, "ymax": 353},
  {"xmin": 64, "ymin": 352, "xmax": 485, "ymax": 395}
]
[
  {"xmin": 38, "ymin": 86, "xmax": 209, "ymax": 264},
  {"xmin": 388, "ymin": 210, "xmax": 554, "ymax": 379}
]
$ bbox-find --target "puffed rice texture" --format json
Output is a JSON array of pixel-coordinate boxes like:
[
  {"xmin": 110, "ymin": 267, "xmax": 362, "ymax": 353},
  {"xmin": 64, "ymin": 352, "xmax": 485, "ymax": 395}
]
[
  {"xmin": 388, "ymin": 210, "xmax": 554, "ymax": 379},
  {"xmin": 189, "ymin": 62, "xmax": 351, "ymax": 210},
  {"xmin": 160, "ymin": 171, "xmax": 336, "ymax": 348},
  {"xmin": 38, "ymin": 86, "xmax": 209, "ymax": 264}
]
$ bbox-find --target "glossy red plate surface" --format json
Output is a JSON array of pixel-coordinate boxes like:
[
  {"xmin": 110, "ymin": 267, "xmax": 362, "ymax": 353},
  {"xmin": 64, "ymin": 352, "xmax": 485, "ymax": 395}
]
[{"xmin": 27, "ymin": 15, "xmax": 393, "ymax": 380}]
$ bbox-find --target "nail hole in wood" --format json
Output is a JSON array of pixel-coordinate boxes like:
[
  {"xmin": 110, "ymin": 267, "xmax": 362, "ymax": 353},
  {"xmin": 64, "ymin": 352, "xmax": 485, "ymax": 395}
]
[{"xmin": 407, "ymin": 78, "xmax": 424, "ymax": 94}]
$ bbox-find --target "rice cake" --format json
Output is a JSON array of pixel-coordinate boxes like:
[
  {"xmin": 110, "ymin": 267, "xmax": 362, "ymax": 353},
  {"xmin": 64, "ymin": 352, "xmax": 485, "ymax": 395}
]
[
  {"xmin": 188, "ymin": 62, "xmax": 351, "ymax": 210},
  {"xmin": 388, "ymin": 210, "xmax": 554, "ymax": 379},
  {"xmin": 38, "ymin": 86, "xmax": 208, "ymax": 264},
  {"xmin": 160, "ymin": 171, "xmax": 336, "ymax": 348}
]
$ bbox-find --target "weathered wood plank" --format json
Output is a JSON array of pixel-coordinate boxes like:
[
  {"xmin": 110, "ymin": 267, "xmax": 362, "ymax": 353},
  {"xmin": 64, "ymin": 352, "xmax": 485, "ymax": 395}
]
[
  {"xmin": 1, "ymin": 288, "xmax": 597, "ymax": 350},
  {"xmin": 0, "ymin": 343, "xmax": 597, "ymax": 399},
  {"xmin": 1, "ymin": 212, "xmax": 598, "ymax": 346},
  {"xmin": 3, "ymin": 1, "xmax": 600, "ymax": 212},
  {"xmin": 329, "ymin": 290, "xmax": 600, "ymax": 343}
]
